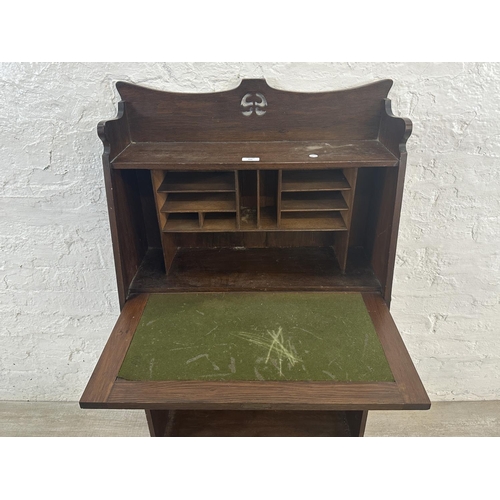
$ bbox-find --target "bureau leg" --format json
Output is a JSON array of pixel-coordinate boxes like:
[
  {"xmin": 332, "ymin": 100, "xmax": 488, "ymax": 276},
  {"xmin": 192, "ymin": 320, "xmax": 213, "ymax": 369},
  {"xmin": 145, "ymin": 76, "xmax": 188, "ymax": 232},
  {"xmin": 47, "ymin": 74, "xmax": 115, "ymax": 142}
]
[
  {"xmin": 145, "ymin": 409, "xmax": 171, "ymax": 437},
  {"xmin": 345, "ymin": 410, "xmax": 368, "ymax": 437}
]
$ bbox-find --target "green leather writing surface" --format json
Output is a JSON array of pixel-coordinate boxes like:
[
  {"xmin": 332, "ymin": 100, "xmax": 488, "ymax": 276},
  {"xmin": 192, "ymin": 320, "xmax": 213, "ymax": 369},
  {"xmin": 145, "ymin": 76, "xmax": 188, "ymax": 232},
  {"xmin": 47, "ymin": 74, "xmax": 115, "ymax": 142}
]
[{"xmin": 118, "ymin": 292, "xmax": 394, "ymax": 382}]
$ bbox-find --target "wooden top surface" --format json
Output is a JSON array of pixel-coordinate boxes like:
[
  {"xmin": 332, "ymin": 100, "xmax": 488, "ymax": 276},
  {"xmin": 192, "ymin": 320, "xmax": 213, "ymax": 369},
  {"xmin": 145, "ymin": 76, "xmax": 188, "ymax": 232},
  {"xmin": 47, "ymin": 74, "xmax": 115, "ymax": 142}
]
[
  {"xmin": 112, "ymin": 140, "xmax": 398, "ymax": 169},
  {"xmin": 80, "ymin": 292, "xmax": 430, "ymax": 411}
]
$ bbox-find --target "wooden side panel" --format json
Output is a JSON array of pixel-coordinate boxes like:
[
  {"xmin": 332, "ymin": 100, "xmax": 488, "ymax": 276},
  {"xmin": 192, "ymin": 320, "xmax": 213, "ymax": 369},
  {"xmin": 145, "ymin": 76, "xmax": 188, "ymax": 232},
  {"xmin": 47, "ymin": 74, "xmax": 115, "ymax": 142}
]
[
  {"xmin": 145, "ymin": 409, "xmax": 171, "ymax": 437},
  {"xmin": 79, "ymin": 294, "xmax": 149, "ymax": 408},
  {"xmin": 366, "ymin": 167, "xmax": 398, "ymax": 300},
  {"xmin": 98, "ymin": 102, "xmax": 139, "ymax": 308},
  {"xmin": 347, "ymin": 167, "xmax": 376, "ymax": 249},
  {"xmin": 363, "ymin": 293, "xmax": 430, "ymax": 408},
  {"xmin": 151, "ymin": 170, "xmax": 178, "ymax": 274},
  {"xmin": 379, "ymin": 99, "xmax": 412, "ymax": 157},
  {"xmin": 102, "ymin": 165, "xmax": 148, "ymax": 308},
  {"xmin": 116, "ymin": 79, "xmax": 393, "ymax": 143},
  {"xmin": 372, "ymin": 99, "xmax": 413, "ymax": 305},
  {"xmin": 97, "ymin": 101, "xmax": 131, "ymax": 161},
  {"xmin": 136, "ymin": 169, "xmax": 162, "ymax": 249},
  {"xmin": 333, "ymin": 168, "xmax": 358, "ymax": 273},
  {"xmin": 345, "ymin": 410, "xmax": 368, "ymax": 437}
]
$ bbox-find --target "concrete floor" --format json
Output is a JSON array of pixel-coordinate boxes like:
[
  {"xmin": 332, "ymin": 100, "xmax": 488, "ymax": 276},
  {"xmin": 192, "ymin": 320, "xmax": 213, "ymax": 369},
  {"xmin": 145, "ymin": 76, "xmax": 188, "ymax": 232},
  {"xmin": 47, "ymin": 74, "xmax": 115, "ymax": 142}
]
[{"xmin": 0, "ymin": 401, "xmax": 499, "ymax": 436}]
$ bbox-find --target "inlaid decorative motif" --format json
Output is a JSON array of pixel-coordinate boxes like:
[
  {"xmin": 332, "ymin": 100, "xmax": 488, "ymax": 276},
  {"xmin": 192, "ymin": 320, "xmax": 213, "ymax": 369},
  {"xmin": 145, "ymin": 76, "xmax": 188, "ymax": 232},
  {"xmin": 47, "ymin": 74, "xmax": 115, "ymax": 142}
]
[{"xmin": 240, "ymin": 92, "xmax": 267, "ymax": 116}]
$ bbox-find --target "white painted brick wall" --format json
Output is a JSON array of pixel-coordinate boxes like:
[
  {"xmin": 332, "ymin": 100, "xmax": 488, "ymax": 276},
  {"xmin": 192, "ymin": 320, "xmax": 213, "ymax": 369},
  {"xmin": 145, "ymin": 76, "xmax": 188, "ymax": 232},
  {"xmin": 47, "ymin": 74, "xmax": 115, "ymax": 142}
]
[{"xmin": 1, "ymin": 62, "xmax": 499, "ymax": 401}]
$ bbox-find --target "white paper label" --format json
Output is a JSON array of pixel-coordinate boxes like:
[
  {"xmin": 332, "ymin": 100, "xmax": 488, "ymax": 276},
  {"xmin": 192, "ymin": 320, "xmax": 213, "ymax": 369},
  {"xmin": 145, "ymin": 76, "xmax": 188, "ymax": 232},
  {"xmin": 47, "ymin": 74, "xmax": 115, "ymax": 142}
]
[{"xmin": 241, "ymin": 157, "xmax": 260, "ymax": 162}]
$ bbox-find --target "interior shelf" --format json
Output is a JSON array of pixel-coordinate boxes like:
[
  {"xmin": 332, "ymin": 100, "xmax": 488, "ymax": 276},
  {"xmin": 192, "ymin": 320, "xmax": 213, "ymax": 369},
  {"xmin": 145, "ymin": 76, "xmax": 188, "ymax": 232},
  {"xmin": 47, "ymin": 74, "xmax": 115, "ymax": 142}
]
[
  {"xmin": 280, "ymin": 211, "xmax": 347, "ymax": 231},
  {"xmin": 129, "ymin": 247, "xmax": 382, "ymax": 294},
  {"xmin": 163, "ymin": 213, "xmax": 200, "ymax": 231},
  {"xmin": 281, "ymin": 191, "xmax": 348, "ymax": 212},
  {"xmin": 163, "ymin": 213, "xmax": 237, "ymax": 232},
  {"xmin": 161, "ymin": 410, "xmax": 353, "ymax": 437},
  {"xmin": 153, "ymin": 167, "xmax": 356, "ymax": 272},
  {"xmin": 281, "ymin": 169, "xmax": 351, "ymax": 192},
  {"xmin": 161, "ymin": 192, "xmax": 236, "ymax": 213},
  {"xmin": 158, "ymin": 171, "xmax": 235, "ymax": 193}
]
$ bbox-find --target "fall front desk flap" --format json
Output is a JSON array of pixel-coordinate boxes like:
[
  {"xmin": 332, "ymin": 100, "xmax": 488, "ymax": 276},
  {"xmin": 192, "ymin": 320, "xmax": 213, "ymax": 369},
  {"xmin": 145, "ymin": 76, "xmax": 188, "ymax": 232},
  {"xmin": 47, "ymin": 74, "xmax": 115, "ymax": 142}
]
[{"xmin": 118, "ymin": 292, "xmax": 394, "ymax": 383}]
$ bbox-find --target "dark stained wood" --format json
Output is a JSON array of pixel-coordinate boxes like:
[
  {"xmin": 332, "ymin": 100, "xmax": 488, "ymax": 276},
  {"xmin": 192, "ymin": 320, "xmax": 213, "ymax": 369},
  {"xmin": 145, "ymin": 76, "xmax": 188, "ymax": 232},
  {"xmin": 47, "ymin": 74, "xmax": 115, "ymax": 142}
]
[
  {"xmin": 151, "ymin": 170, "xmax": 168, "ymax": 237},
  {"xmin": 106, "ymin": 379, "xmax": 404, "ymax": 410},
  {"xmin": 86, "ymin": 78, "xmax": 429, "ymax": 436},
  {"xmin": 164, "ymin": 213, "xmax": 237, "ymax": 232},
  {"xmin": 160, "ymin": 410, "xmax": 353, "ymax": 437},
  {"xmin": 116, "ymin": 79, "xmax": 394, "ymax": 143},
  {"xmin": 98, "ymin": 102, "xmax": 136, "ymax": 306},
  {"xmin": 97, "ymin": 101, "xmax": 131, "ymax": 162},
  {"xmin": 157, "ymin": 171, "xmax": 235, "ymax": 192},
  {"xmin": 333, "ymin": 232, "xmax": 350, "ymax": 274},
  {"xmin": 112, "ymin": 140, "xmax": 398, "ymax": 169},
  {"xmin": 277, "ymin": 169, "xmax": 282, "ymax": 227},
  {"xmin": 282, "ymin": 169, "xmax": 351, "ymax": 192},
  {"xmin": 234, "ymin": 170, "xmax": 241, "ymax": 229},
  {"xmin": 379, "ymin": 98, "xmax": 412, "ymax": 157},
  {"xmin": 136, "ymin": 169, "xmax": 162, "ymax": 249},
  {"xmin": 198, "ymin": 211, "xmax": 205, "ymax": 229},
  {"xmin": 96, "ymin": 79, "xmax": 410, "ymax": 307},
  {"xmin": 341, "ymin": 168, "xmax": 358, "ymax": 212},
  {"xmin": 103, "ymin": 168, "xmax": 148, "ymax": 309},
  {"xmin": 145, "ymin": 409, "xmax": 171, "ymax": 437},
  {"xmin": 163, "ymin": 209, "xmax": 287, "ymax": 232},
  {"xmin": 101, "ymin": 156, "xmax": 128, "ymax": 308},
  {"xmin": 170, "ymin": 228, "xmax": 337, "ymax": 249},
  {"xmin": 280, "ymin": 211, "xmax": 347, "ymax": 231},
  {"xmin": 366, "ymin": 168, "xmax": 397, "ymax": 301},
  {"xmin": 235, "ymin": 207, "xmax": 272, "ymax": 231},
  {"xmin": 256, "ymin": 169, "xmax": 261, "ymax": 229},
  {"xmin": 333, "ymin": 168, "xmax": 359, "ymax": 273},
  {"xmin": 160, "ymin": 233, "xmax": 178, "ymax": 275},
  {"xmin": 347, "ymin": 167, "xmax": 376, "ymax": 249},
  {"xmin": 375, "ymin": 99, "xmax": 412, "ymax": 305},
  {"xmin": 345, "ymin": 410, "xmax": 368, "ymax": 437},
  {"xmin": 129, "ymin": 247, "xmax": 381, "ymax": 294},
  {"xmin": 151, "ymin": 170, "xmax": 178, "ymax": 274},
  {"xmin": 79, "ymin": 294, "xmax": 149, "ymax": 408},
  {"xmin": 363, "ymin": 293, "xmax": 430, "ymax": 408},
  {"xmin": 259, "ymin": 169, "xmax": 278, "ymax": 210},
  {"xmin": 161, "ymin": 192, "xmax": 236, "ymax": 213},
  {"xmin": 281, "ymin": 191, "xmax": 348, "ymax": 212}
]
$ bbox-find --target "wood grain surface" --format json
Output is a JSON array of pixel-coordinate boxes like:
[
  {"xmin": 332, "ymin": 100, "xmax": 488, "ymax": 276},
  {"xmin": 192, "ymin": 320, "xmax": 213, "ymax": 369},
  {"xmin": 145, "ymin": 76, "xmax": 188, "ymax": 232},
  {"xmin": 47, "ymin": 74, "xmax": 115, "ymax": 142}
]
[
  {"xmin": 116, "ymin": 79, "xmax": 394, "ymax": 143},
  {"xmin": 79, "ymin": 294, "xmax": 149, "ymax": 408},
  {"xmin": 363, "ymin": 293, "xmax": 430, "ymax": 407},
  {"xmin": 112, "ymin": 140, "xmax": 398, "ymax": 169},
  {"xmin": 129, "ymin": 247, "xmax": 381, "ymax": 294}
]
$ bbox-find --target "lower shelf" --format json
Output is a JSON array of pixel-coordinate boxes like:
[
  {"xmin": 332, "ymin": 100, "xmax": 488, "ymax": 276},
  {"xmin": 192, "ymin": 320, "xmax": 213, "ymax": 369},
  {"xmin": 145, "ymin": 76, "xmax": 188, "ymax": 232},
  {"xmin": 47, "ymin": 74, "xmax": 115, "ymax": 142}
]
[
  {"xmin": 158, "ymin": 410, "xmax": 355, "ymax": 437},
  {"xmin": 129, "ymin": 247, "xmax": 382, "ymax": 293}
]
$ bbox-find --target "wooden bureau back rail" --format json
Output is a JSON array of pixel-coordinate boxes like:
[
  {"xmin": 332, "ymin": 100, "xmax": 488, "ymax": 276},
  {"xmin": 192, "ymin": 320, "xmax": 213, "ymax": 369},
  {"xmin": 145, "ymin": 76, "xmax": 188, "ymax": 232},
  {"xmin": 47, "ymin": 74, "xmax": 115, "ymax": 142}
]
[{"xmin": 83, "ymin": 79, "xmax": 429, "ymax": 437}]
